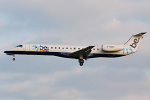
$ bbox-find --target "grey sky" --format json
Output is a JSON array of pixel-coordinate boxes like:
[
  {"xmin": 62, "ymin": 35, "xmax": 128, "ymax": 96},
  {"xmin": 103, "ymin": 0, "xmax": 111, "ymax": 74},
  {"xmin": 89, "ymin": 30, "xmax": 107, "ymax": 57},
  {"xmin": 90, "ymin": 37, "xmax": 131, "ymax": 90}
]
[{"xmin": 0, "ymin": 0, "xmax": 150, "ymax": 100}]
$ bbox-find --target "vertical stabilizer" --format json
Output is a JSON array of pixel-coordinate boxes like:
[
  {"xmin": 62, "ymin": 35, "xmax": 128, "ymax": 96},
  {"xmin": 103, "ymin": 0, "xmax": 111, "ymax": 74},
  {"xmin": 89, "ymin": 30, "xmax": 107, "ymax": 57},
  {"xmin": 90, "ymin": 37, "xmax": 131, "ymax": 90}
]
[{"xmin": 124, "ymin": 32, "xmax": 146, "ymax": 52}]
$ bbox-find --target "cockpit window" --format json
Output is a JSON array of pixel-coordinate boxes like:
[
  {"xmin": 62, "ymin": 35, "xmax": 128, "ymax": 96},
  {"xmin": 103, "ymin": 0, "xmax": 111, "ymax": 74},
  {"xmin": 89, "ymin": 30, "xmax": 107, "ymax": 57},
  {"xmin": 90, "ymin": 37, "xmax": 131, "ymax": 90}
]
[{"xmin": 16, "ymin": 45, "xmax": 23, "ymax": 47}]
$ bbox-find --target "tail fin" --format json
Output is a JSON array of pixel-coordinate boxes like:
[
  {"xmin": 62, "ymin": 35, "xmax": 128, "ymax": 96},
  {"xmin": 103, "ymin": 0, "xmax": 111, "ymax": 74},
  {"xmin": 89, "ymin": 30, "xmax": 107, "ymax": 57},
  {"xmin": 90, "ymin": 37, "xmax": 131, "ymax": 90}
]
[{"xmin": 124, "ymin": 32, "xmax": 146, "ymax": 52}]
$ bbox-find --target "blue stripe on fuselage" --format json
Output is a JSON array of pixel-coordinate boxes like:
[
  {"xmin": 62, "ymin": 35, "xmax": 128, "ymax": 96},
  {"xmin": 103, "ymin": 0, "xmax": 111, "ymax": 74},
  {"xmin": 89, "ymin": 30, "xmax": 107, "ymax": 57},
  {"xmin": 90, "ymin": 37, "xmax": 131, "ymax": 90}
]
[{"xmin": 4, "ymin": 51, "xmax": 125, "ymax": 59}]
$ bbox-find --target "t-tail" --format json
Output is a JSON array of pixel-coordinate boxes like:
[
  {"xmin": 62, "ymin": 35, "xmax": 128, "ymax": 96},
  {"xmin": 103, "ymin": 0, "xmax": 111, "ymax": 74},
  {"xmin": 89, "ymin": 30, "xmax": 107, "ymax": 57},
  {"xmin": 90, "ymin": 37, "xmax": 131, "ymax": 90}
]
[{"xmin": 124, "ymin": 32, "xmax": 147, "ymax": 53}]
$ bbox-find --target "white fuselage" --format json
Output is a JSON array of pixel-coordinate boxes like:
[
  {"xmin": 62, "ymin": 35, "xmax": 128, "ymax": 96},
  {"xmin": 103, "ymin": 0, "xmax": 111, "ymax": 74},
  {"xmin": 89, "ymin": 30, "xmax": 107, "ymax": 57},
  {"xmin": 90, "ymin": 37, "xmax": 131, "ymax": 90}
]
[{"xmin": 5, "ymin": 44, "xmax": 134, "ymax": 59}]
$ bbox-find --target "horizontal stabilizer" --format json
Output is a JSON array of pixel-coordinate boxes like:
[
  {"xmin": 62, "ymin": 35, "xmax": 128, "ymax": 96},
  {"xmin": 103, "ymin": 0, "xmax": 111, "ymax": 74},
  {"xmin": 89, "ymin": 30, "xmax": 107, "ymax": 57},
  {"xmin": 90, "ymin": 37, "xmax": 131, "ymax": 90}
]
[{"xmin": 134, "ymin": 32, "xmax": 147, "ymax": 37}]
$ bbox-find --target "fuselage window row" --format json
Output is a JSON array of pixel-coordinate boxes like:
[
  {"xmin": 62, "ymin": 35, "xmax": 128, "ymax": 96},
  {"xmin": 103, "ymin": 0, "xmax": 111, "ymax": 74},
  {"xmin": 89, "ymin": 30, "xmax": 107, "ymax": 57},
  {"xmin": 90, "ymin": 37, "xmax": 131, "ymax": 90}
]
[
  {"xmin": 49, "ymin": 47, "xmax": 101, "ymax": 51},
  {"xmin": 50, "ymin": 47, "xmax": 77, "ymax": 50}
]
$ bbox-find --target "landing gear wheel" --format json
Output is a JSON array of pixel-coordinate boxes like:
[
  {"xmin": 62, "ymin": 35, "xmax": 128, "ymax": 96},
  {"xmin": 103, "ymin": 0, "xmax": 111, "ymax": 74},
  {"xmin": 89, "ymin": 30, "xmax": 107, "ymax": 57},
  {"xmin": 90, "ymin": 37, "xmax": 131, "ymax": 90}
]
[
  {"xmin": 12, "ymin": 55, "xmax": 15, "ymax": 61},
  {"xmin": 80, "ymin": 63, "xmax": 83, "ymax": 66},
  {"xmin": 13, "ymin": 58, "xmax": 15, "ymax": 61},
  {"xmin": 79, "ymin": 59, "xmax": 84, "ymax": 66}
]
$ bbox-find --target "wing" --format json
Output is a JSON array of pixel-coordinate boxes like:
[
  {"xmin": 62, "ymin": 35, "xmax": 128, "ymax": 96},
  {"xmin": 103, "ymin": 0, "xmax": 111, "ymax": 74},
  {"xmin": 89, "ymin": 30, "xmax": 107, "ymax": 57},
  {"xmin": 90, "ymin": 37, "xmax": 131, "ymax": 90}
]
[{"xmin": 68, "ymin": 46, "xmax": 95, "ymax": 59}]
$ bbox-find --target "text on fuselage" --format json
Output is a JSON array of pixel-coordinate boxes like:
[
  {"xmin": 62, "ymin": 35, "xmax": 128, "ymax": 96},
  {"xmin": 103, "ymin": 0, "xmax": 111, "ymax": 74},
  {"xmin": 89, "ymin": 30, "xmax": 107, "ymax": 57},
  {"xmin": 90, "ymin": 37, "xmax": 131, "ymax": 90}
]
[{"xmin": 32, "ymin": 45, "xmax": 49, "ymax": 52}]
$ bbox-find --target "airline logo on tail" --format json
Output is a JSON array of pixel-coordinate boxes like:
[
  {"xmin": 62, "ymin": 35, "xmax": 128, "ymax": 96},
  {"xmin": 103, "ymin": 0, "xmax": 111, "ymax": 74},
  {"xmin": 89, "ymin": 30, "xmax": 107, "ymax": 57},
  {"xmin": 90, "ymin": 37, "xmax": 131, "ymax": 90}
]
[{"xmin": 130, "ymin": 38, "xmax": 140, "ymax": 48}]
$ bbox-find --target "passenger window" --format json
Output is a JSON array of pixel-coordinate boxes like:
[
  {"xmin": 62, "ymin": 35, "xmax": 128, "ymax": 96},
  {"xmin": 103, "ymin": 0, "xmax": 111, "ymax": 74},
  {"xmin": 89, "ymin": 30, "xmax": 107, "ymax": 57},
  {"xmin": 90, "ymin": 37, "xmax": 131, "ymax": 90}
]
[
  {"xmin": 66, "ymin": 47, "xmax": 68, "ymax": 49},
  {"xmin": 51, "ymin": 47, "xmax": 53, "ymax": 49},
  {"xmin": 62, "ymin": 48, "xmax": 64, "ymax": 49},
  {"xmin": 74, "ymin": 48, "xmax": 76, "ymax": 50},
  {"xmin": 59, "ymin": 47, "xmax": 60, "ymax": 49},
  {"xmin": 55, "ymin": 47, "xmax": 57, "ymax": 49}
]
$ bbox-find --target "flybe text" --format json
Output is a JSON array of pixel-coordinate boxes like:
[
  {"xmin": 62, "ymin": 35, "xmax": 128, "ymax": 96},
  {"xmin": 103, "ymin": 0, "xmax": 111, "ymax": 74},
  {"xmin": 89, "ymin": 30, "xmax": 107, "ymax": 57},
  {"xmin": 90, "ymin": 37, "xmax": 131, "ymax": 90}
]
[
  {"xmin": 32, "ymin": 45, "xmax": 49, "ymax": 52},
  {"xmin": 130, "ymin": 38, "xmax": 140, "ymax": 48}
]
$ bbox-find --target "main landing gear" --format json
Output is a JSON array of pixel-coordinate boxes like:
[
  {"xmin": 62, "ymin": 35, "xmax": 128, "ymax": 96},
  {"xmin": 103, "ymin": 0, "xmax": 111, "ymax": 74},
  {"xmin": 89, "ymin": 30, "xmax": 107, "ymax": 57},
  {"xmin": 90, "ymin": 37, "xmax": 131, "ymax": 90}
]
[
  {"xmin": 79, "ymin": 59, "xmax": 84, "ymax": 66},
  {"xmin": 12, "ymin": 55, "xmax": 15, "ymax": 61},
  {"xmin": 78, "ymin": 55, "xmax": 84, "ymax": 66}
]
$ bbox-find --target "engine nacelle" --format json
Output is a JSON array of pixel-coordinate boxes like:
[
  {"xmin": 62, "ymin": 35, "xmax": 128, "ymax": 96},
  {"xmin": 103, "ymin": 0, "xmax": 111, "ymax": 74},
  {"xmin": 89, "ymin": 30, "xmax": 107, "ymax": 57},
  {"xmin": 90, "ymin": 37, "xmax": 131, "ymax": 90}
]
[{"xmin": 102, "ymin": 45, "xmax": 123, "ymax": 52}]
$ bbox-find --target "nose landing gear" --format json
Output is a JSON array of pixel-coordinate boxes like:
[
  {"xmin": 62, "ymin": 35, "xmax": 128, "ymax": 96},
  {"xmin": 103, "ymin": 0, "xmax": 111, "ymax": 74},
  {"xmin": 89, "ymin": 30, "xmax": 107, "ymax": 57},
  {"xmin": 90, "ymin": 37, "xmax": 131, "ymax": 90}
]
[{"xmin": 12, "ymin": 55, "xmax": 15, "ymax": 61}]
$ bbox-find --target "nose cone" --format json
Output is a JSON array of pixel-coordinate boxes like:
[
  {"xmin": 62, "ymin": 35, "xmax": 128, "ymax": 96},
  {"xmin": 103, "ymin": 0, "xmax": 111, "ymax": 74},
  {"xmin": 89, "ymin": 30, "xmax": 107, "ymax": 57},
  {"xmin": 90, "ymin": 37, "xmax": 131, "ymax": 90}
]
[
  {"xmin": 4, "ymin": 50, "xmax": 13, "ymax": 55},
  {"xmin": 4, "ymin": 50, "xmax": 9, "ymax": 53},
  {"xmin": 4, "ymin": 51, "xmax": 7, "ymax": 53}
]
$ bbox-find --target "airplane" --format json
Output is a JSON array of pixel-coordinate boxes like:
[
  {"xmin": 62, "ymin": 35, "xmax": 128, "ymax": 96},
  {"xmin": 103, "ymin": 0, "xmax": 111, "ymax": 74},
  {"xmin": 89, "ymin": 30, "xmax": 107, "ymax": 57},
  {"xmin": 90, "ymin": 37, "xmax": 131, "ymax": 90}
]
[{"xmin": 4, "ymin": 32, "xmax": 146, "ymax": 66}]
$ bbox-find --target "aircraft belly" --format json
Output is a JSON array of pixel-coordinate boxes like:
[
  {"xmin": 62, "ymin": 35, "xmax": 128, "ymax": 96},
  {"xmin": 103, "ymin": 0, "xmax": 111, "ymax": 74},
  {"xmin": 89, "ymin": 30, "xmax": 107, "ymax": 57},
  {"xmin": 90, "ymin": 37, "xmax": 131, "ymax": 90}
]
[
  {"xmin": 5, "ymin": 50, "xmax": 125, "ymax": 58},
  {"xmin": 88, "ymin": 53, "xmax": 125, "ymax": 58},
  {"xmin": 4, "ymin": 51, "xmax": 74, "ymax": 58}
]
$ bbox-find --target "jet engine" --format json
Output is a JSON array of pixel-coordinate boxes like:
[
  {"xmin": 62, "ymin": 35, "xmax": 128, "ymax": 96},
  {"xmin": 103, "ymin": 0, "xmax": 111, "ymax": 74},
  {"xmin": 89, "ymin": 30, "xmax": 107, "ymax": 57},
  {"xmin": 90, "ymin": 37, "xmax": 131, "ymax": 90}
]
[{"xmin": 102, "ymin": 45, "xmax": 123, "ymax": 52}]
